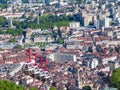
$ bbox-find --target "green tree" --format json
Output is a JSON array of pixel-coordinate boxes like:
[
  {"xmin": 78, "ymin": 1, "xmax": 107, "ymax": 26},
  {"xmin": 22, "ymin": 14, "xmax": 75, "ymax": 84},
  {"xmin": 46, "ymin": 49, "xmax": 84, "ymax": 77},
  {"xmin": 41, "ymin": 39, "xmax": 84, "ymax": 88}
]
[
  {"xmin": 6, "ymin": 28, "xmax": 17, "ymax": 36},
  {"xmin": 0, "ymin": 16, "xmax": 7, "ymax": 26},
  {"xmin": 28, "ymin": 14, "xmax": 33, "ymax": 20},
  {"xmin": 57, "ymin": 37, "xmax": 63, "ymax": 44},
  {"xmin": 8, "ymin": 38, "xmax": 17, "ymax": 43},
  {"xmin": 76, "ymin": 0, "xmax": 83, "ymax": 4},
  {"xmin": 0, "ymin": 80, "xmax": 25, "ymax": 90},
  {"xmin": 30, "ymin": 87, "xmax": 38, "ymax": 90},
  {"xmin": 0, "ymin": 29, "xmax": 4, "ymax": 34},
  {"xmin": 83, "ymin": 86, "xmax": 92, "ymax": 90},
  {"xmin": 6, "ymin": 28, "xmax": 23, "ymax": 36},
  {"xmin": 110, "ymin": 68, "xmax": 120, "ymax": 89},
  {"xmin": 9, "ymin": 14, "xmax": 76, "ymax": 30},
  {"xmin": 50, "ymin": 86, "xmax": 57, "ymax": 90},
  {"xmin": 89, "ymin": 21, "xmax": 94, "ymax": 25},
  {"xmin": 0, "ymin": 4, "xmax": 8, "ymax": 9},
  {"xmin": 16, "ymin": 45, "xmax": 22, "ymax": 50},
  {"xmin": 110, "ymin": 22, "xmax": 116, "ymax": 26}
]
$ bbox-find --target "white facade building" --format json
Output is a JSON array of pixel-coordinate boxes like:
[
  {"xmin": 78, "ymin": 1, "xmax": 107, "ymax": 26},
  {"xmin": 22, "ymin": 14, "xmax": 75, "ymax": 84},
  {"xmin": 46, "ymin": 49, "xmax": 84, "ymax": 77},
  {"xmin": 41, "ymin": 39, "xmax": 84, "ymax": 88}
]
[
  {"xmin": 69, "ymin": 22, "xmax": 80, "ymax": 28},
  {"xmin": 90, "ymin": 58, "xmax": 99, "ymax": 69},
  {"xmin": 51, "ymin": 52, "xmax": 77, "ymax": 63},
  {"xmin": 104, "ymin": 17, "xmax": 110, "ymax": 27}
]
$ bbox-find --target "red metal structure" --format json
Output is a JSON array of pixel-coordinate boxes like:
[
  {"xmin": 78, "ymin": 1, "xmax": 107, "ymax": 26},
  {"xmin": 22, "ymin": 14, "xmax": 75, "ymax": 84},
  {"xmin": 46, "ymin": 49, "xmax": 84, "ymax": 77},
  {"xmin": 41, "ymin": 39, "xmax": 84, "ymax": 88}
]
[
  {"xmin": 40, "ymin": 56, "xmax": 42, "ymax": 69},
  {"xmin": 33, "ymin": 53, "xmax": 37, "ymax": 65},
  {"xmin": 45, "ymin": 60, "xmax": 48, "ymax": 71},
  {"xmin": 27, "ymin": 49, "xmax": 31, "ymax": 62},
  {"xmin": 26, "ymin": 50, "xmax": 49, "ymax": 71}
]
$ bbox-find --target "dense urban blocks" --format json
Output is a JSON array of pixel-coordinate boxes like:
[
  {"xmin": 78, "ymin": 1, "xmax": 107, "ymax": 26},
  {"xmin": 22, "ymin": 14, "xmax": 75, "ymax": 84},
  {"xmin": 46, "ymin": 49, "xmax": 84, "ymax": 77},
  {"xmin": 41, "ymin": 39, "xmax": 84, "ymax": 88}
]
[{"xmin": 0, "ymin": 0, "xmax": 120, "ymax": 90}]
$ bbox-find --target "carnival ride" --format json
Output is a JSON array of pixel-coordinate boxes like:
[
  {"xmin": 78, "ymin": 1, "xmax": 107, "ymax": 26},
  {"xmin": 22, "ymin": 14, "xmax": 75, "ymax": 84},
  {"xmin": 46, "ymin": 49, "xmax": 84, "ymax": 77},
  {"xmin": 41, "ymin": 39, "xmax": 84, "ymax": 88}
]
[{"xmin": 22, "ymin": 49, "xmax": 50, "ymax": 80}]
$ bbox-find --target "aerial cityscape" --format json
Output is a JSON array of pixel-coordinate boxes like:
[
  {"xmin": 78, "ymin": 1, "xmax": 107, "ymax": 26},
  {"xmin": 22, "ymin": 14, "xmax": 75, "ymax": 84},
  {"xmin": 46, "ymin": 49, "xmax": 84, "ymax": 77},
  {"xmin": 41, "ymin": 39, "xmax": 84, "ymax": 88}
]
[{"xmin": 0, "ymin": 0, "xmax": 120, "ymax": 90}]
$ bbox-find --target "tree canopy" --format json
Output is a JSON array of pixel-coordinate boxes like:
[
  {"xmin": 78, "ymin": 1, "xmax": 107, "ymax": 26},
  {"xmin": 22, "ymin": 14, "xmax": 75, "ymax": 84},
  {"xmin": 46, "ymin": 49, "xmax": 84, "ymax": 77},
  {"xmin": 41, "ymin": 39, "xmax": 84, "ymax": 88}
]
[
  {"xmin": 8, "ymin": 38, "xmax": 17, "ymax": 43},
  {"xmin": 110, "ymin": 68, "xmax": 120, "ymax": 89},
  {"xmin": 0, "ymin": 11, "xmax": 77, "ymax": 30},
  {"xmin": 50, "ymin": 86, "xmax": 57, "ymax": 90},
  {"xmin": 0, "ymin": 80, "xmax": 25, "ymax": 90},
  {"xmin": 29, "ymin": 87, "xmax": 38, "ymax": 90},
  {"xmin": 57, "ymin": 37, "xmax": 63, "ymax": 44},
  {"xmin": 0, "ymin": 16, "xmax": 8, "ymax": 26},
  {"xmin": 83, "ymin": 86, "xmax": 92, "ymax": 90},
  {"xmin": 76, "ymin": 0, "xmax": 83, "ymax": 4},
  {"xmin": 0, "ymin": 4, "xmax": 8, "ymax": 9},
  {"xmin": 16, "ymin": 45, "xmax": 23, "ymax": 50},
  {"xmin": 6, "ymin": 28, "xmax": 23, "ymax": 36},
  {"xmin": 0, "ymin": 80, "xmax": 39, "ymax": 90},
  {"xmin": 29, "ymin": 14, "xmax": 75, "ymax": 30},
  {"xmin": 13, "ymin": 14, "xmax": 75, "ymax": 30}
]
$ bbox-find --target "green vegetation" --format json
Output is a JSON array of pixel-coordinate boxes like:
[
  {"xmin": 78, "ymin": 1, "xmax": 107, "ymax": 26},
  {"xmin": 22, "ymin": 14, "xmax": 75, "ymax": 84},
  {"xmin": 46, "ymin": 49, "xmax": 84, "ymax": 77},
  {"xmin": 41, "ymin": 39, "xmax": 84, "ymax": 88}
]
[
  {"xmin": 76, "ymin": 0, "xmax": 83, "ymax": 4},
  {"xmin": 0, "ymin": 14, "xmax": 76, "ymax": 30},
  {"xmin": 0, "ymin": 80, "xmax": 25, "ymax": 90},
  {"xmin": 28, "ymin": 14, "xmax": 34, "ymax": 20},
  {"xmin": 0, "ymin": 12, "xmax": 76, "ymax": 32},
  {"xmin": 8, "ymin": 38, "xmax": 17, "ymax": 43},
  {"xmin": 83, "ymin": 86, "xmax": 92, "ymax": 90},
  {"xmin": 0, "ymin": 28, "xmax": 23, "ymax": 36},
  {"xmin": 29, "ymin": 21, "xmax": 69, "ymax": 30},
  {"xmin": 0, "ymin": 4, "xmax": 8, "ymax": 9},
  {"xmin": 89, "ymin": 21, "xmax": 94, "ymax": 26},
  {"xmin": 36, "ymin": 42, "xmax": 50, "ymax": 48},
  {"xmin": 0, "ymin": 16, "xmax": 7, "ymax": 26},
  {"xmin": 16, "ymin": 45, "xmax": 23, "ymax": 50},
  {"xmin": 110, "ymin": 22, "xmax": 117, "ymax": 26},
  {"xmin": 0, "ymin": 79, "xmax": 39, "ymax": 90},
  {"xmin": 110, "ymin": 68, "xmax": 120, "ymax": 89},
  {"xmin": 0, "ymin": 29, "xmax": 24, "ymax": 36},
  {"xmin": 13, "ymin": 20, "xmax": 28, "ymax": 29},
  {"xmin": 13, "ymin": 14, "xmax": 75, "ymax": 30},
  {"xmin": 0, "ymin": 30, "xmax": 5, "ymax": 34},
  {"xmin": 29, "ymin": 87, "xmax": 38, "ymax": 90},
  {"xmin": 50, "ymin": 86, "xmax": 57, "ymax": 90},
  {"xmin": 24, "ymin": 43, "xmax": 31, "ymax": 47},
  {"xmin": 6, "ymin": 28, "xmax": 23, "ymax": 36},
  {"xmin": 57, "ymin": 37, "xmax": 63, "ymax": 44},
  {"xmin": 30, "ymin": 15, "xmax": 75, "ymax": 29}
]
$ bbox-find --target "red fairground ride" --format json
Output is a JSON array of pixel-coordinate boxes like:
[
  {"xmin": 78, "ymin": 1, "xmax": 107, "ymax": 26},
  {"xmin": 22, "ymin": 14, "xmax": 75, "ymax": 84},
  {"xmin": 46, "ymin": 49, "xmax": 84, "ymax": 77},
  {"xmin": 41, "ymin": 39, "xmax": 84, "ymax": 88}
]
[{"xmin": 26, "ymin": 49, "xmax": 31, "ymax": 63}]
